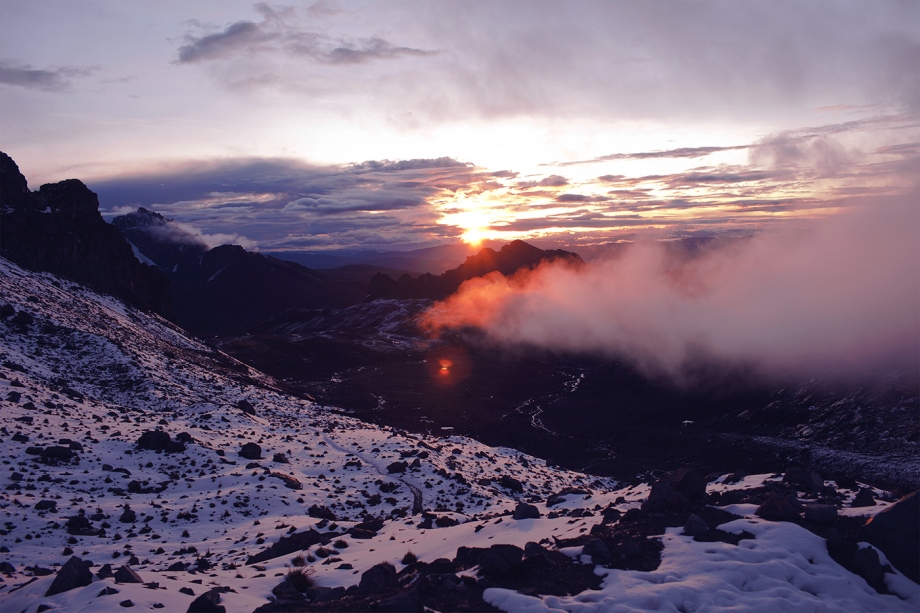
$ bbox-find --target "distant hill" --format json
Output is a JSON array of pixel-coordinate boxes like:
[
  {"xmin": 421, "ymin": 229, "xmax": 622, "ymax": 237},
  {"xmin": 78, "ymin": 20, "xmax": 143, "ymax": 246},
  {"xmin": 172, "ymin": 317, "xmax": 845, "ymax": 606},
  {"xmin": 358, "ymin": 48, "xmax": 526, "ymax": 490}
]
[
  {"xmin": 268, "ymin": 243, "xmax": 485, "ymax": 275},
  {"xmin": 112, "ymin": 207, "xmax": 421, "ymax": 336},
  {"xmin": 0, "ymin": 151, "xmax": 171, "ymax": 316},
  {"xmin": 367, "ymin": 239, "xmax": 584, "ymax": 300}
]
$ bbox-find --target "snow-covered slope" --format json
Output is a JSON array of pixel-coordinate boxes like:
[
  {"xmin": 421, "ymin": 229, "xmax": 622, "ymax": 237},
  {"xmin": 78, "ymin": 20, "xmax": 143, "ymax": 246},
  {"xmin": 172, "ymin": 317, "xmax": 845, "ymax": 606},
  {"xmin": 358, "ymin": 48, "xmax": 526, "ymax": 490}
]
[{"xmin": 0, "ymin": 257, "xmax": 916, "ymax": 613}]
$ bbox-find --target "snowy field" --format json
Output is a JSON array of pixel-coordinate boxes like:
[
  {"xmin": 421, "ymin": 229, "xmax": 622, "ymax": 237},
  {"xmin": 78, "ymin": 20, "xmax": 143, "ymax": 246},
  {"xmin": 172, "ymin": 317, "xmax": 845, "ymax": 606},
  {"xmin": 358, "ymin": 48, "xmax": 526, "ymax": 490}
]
[{"xmin": 0, "ymin": 258, "xmax": 916, "ymax": 613}]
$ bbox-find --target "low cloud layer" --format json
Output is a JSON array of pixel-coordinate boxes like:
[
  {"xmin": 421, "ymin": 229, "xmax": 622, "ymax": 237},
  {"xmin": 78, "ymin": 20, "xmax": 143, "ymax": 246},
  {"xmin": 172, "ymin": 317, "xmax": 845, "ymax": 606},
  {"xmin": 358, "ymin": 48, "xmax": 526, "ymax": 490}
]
[{"xmin": 423, "ymin": 192, "xmax": 920, "ymax": 384}]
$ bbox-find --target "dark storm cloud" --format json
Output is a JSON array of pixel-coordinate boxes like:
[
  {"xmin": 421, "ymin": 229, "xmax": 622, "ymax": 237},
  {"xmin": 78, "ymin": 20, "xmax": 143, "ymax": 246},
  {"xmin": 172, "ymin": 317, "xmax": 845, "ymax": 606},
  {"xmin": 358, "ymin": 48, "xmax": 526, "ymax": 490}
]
[
  {"xmin": 0, "ymin": 61, "xmax": 96, "ymax": 92},
  {"xmin": 92, "ymin": 156, "xmax": 486, "ymax": 249},
  {"xmin": 175, "ymin": 5, "xmax": 436, "ymax": 66}
]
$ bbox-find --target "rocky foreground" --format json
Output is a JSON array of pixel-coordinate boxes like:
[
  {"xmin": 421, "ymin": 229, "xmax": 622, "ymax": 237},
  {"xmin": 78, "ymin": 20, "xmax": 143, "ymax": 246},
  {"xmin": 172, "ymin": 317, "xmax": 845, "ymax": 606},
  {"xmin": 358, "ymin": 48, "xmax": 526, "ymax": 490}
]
[{"xmin": 0, "ymin": 257, "xmax": 917, "ymax": 612}]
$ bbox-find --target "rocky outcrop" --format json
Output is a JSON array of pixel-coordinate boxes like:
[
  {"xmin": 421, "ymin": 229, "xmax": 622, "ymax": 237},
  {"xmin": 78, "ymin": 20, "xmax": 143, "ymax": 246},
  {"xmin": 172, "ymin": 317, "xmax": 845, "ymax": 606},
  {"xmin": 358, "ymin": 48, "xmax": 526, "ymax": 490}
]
[
  {"xmin": 863, "ymin": 490, "xmax": 919, "ymax": 583},
  {"xmin": 0, "ymin": 152, "xmax": 171, "ymax": 316},
  {"xmin": 368, "ymin": 240, "xmax": 584, "ymax": 300}
]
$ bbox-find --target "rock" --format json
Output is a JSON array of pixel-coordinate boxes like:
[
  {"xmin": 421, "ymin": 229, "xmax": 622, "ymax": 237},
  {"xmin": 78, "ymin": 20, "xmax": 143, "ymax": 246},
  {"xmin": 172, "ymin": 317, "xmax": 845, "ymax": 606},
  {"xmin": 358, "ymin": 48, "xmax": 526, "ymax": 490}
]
[
  {"xmin": 176, "ymin": 432, "xmax": 193, "ymax": 443},
  {"xmin": 245, "ymin": 529, "xmax": 327, "ymax": 565},
  {"xmin": 272, "ymin": 453, "xmax": 288, "ymax": 463},
  {"xmin": 114, "ymin": 565, "xmax": 144, "ymax": 583},
  {"xmin": 119, "ymin": 600, "xmax": 134, "ymax": 608},
  {"xmin": 98, "ymin": 586, "xmax": 119, "ymax": 596},
  {"xmin": 167, "ymin": 562, "xmax": 187, "ymax": 572},
  {"xmin": 41, "ymin": 446, "xmax": 76, "ymax": 465},
  {"xmin": 136, "ymin": 430, "xmax": 185, "ymax": 453},
  {"xmin": 307, "ymin": 505, "xmax": 336, "ymax": 521},
  {"xmin": 271, "ymin": 580, "xmax": 305, "ymax": 602},
  {"xmin": 756, "ymin": 492, "xmax": 802, "ymax": 522},
  {"xmin": 863, "ymin": 490, "xmax": 919, "ymax": 582},
  {"xmin": 187, "ymin": 589, "xmax": 226, "ymax": 613},
  {"xmin": 803, "ymin": 504, "xmax": 837, "ymax": 524},
  {"xmin": 375, "ymin": 587, "xmax": 420, "ymax": 612},
  {"xmin": 306, "ymin": 586, "xmax": 346, "ymax": 603},
  {"xmin": 546, "ymin": 487, "xmax": 591, "ymax": 507},
  {"xmin": 643, "ymin": 468, "xmax": 707, "ymax": 511},
  {"xmin": 852, "ymin": 488, "xmax": 876, "ymax": 508},
  {"xmin": 35, "ymin": 500, "xmax": 57, "ymax": 511},
  {"xmin": 783, "ymin": 466, "xmax": 824, "ymax": 493},
  {"xmin": 120, "ymin": 507, "xmax": 137, "ymax": 523},
  {"xmin": 237, "ymin": 400, "xmax": 256, "ymax": 415},
  {"xmin": 512, "ymin": 502, "xmax": 541, "ymax": 520},
  {"xmin": 45, "ymin": 556, "xmax": 93, "ymax": 596},
  {"xmin": 270, "ymin": 472, "xmax": 301, "ymax": 490},
  {"xmin": 386, "ymin": 461, "xmax": 407, "ymax": 474},
  {"xmin": 582, "ymin": 538, "xmax": 611, "ymax": 564},
  {"xmin": 180, "ymin": 587, "xmax": 195, "ymax": 596},
  {"xmin": 479, "ymin": 544, "xmax": 523, "ymax": 578},
  {"xmin": 358, "ymin": 562, "xmax": 398, "ymax": 593},
  {"xmin": 96, "ymin": 564, "xmax": 114, "ymax": 579},
  {"xmin": 499, "ymin": 475, "xmax": 524, "ymax": 492},
  {"xmin": 65, "ymin": 513, "xmax": 97, "ymax": 536},
  {"xmin": 851, "ymin": 546, "xmax": 889, "ymax": 593},
  {"xmin": 239, "ymin": 443, "xmax": 262, "ymax": 460},
  {"xmin": 0, "ymin": 561, "xmax": 14, "ymax": 574},
  {"xmin": 683, "ymin": 514, "xmax": 710, "ymax": 537}
]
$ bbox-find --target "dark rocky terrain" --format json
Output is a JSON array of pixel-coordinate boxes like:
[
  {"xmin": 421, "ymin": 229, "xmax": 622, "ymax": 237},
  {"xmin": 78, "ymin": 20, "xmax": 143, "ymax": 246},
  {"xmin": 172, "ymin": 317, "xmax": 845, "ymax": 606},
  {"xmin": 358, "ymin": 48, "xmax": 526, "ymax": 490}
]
[{"xmin": 0, "ymin": 152, "xmax": 171, "ymax": 316}]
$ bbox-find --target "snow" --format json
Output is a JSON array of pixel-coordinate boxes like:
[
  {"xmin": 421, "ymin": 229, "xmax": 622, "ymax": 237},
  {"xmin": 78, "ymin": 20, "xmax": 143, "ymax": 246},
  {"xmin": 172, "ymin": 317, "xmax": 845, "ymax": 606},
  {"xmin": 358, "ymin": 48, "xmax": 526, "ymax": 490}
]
[
  {"xmin": 485, "ymin": 520, "xmax": 919, "ymax": 612},
  {"xmin": 0, "ymin": 256, "xmax": 915, "ymax": 613}
]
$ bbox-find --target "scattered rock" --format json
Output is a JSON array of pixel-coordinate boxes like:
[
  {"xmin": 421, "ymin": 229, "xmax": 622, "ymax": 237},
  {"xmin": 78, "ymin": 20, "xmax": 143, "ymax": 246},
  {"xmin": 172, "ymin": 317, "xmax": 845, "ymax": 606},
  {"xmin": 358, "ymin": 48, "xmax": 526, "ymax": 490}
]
[
  {"xmin": 114, "ymin": 565, "xmax": 144, "ymax": 583},
  {"xmin": 386, "ymin": 461, "xmax": 407, "ymax": 474},
  {"xmin": 45, "ymin": 556, "xmax": 92, "ymax": 596},
  {"xmin": 270, "ymin": 472, "xmax": 301, "ymax": 490},
  {"xmin": 479, "ymin": 544, "xmax": 523, "ymax": 578},
  {"xmin": 683, "ymin": 514, "xmax": 710, "ymax": 537},
  {"xmin": 852, "ymin": 488, "xmax": 877, "ymax": 508},
  {"xmin": 512, "ymin": 502, "xmax": 541, "ymax": 520},
  {"xmin": 358, "ymin": 562, "xmax": 398, "ymax": 593},
  {"xmin": 237, "ymin": 400, "xmax": 256, "ymax": 415},
  {"xmin": 34, "ymin": 500, "xmax": 57, "ymax": 511},
  {"xmin": 307, "ymin": 505, "xmax": 336, "ymax": 521},
  {"xmin": 40, "ymin": 445, "xmax": 77, "ymax": 465},
  {"xmin": 643, "ymin": 468, "xmax": 707, "ymax": 511},
  {"xmin": 756, "ymin": 492, "xmax": 802, "ymax": 521},
  {"xmin": 187, "ymin": 588, "xmax": 226, "ymax": 613},
  {"xmin": 499, "ymin": 475, "xmax": 524, "ymax": 493},
  {"xmin": 803, "ymin": 504, "xmax": 837, "ymax": 524},
  {"xmin": 239, "ymin": 442, "xmax": 262, "ymax": 460},
  {"xmin": 272, "ymin": 453, "xmax": 288, "ymax": 463}
]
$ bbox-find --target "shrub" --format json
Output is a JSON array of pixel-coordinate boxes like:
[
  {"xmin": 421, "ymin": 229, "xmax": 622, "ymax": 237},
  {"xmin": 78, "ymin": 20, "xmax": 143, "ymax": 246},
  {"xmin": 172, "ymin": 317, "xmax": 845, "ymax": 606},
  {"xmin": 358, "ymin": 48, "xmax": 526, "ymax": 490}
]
[
  {"xmin": 333, "ymin": 539, "xmax": 348, "ymax": 549},
  {"xmin": 291, "ymin": 553, "xmax": 306, "ymax": 567},
  {"xmin": 401, "ymin": 551, "xmax": 418, "ymax": 565},
  {"xmin": 285, "ymin": 565, "xmax": 314, "ymax": 592}
]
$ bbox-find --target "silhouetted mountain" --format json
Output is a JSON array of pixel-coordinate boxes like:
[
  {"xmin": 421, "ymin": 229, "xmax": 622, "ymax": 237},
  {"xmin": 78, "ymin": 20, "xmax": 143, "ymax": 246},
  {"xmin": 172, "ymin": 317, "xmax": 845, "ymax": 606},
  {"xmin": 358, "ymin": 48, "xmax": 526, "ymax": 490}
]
[
  {"xmin": 0, "ymin": 151, "xmax": 171, "ymax": 316},
  {"xmin": 111, "ymin": 207, "xmax": 208, "ymax": 272},
  {"xmin": 270, "ymin": 243, "xmax": 487, "ymax": 274},
  {"xmin": 112, "ymin": 207, "xmax": 423, "ymax": 336},
  {"xmin": 367, "ymin": 239, "xmax": 584, "ymax": 300}
]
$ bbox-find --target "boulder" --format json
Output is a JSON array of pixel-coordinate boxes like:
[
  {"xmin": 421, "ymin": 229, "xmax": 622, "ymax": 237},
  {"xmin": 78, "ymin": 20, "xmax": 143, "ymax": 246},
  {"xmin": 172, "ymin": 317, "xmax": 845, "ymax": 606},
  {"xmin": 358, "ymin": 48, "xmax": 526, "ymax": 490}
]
[
  {"xmin": 852, "ymin": 488, "xmax": 876, "ymax": 508},
  {"xmin": 358, "ymin": 562, "xmax": 398, "ymax": 593},
  {"xmin": 683, "ymin": 514, "xmax": 710, "ymax": 537},
  {"xmin": 45, "ymin": 556, "xmax": 93, "ymax": 596},
  {"xmin": 851, "ymin": 546, "xmax": 889, "ymax": 593},
  {"xmin": 783, "ymin": 466, "xmax": 824, "ymax": 493},
  {"xmin": 803, "ymin": 504, "xmax": 837, "ymax": 524},
  {"xmin": 41, "ymin": 446, "xmax": 76, "ymax": 465},
  {"xmin": 114, "ymin": 565, "xmax": 144, "ymax": 584},
  {"xmin": 136, "ymin": 430, "xmax": 185, "ymax": 453},
  {"xmin": 478, "ymin": 544, "xmax": 523, "ymax": 578},
  {"xmin": 863, "ymin": 490, "xmax": 919, "ymax": 582},
  {"xmin": 270, "ymin": 472, "xmax": 301, "ymax": 490},
  {"xmin": 187, "ymin": 588, "xmax": 225, "ymax": 613},
  {"xmin": 643, "ymin": 468, "xmax": 707, "ymax": 511},
  {"xmin": 35, "ymin": 500, "xmax": 57, "ymax": 511},
  {"xmin": 756, "ymin": 492, "xmax": 802, "ymax": 522},
  {"xmin": 499, "ymin": 475, "xmax": 524, "ymax": 493},
  {"xmin": 386, "ymin": 461, "xmax": 407, "ymax": 474},
  {"xmin": 512, "ymin": 502, "xmax": 541, "ymax": 520},
  {"xmin": 582, "ymin": 538, "xmax": 611, "ymax": 564},
  {"xmin": 237, "ymin": 400, "xmax": 256, "ymax": 415},
  {"xmin": 239, "ymin": 443, "xmax": 262, "ymax": 460},
  {"xmin": 307, "ymin": 505, "xmax": 336, "ymax": 521}
]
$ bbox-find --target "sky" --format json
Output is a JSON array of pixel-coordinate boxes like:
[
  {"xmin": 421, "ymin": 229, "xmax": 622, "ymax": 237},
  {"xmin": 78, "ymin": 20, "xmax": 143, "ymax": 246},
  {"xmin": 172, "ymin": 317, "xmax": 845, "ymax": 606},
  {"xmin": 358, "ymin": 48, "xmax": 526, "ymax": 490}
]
[{"xmin": 1, "ymin": 0, "xmax": 918, "ymax": 251}]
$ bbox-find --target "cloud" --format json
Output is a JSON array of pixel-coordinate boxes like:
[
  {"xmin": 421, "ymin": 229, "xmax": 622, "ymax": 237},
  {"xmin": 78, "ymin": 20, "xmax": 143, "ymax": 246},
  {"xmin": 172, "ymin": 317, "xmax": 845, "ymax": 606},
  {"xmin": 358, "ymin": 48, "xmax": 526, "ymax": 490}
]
[
  {"xmin": 0, "ymin": 61, "xmax": 95, "ymax": 92},
  {"xmin": 423, "ymin": 191, "xmax": 920, "ymax": 384},
  {"xmin": 561, "ymin": 145, "xmax": 750, "ymax": 167},
  {"xmin": 175, "ymin": 5, "xmax": 436, "ymax": 66},
  {"xmin": 91, "ymin": 156, "xmax": 484, "ymax": 250}
]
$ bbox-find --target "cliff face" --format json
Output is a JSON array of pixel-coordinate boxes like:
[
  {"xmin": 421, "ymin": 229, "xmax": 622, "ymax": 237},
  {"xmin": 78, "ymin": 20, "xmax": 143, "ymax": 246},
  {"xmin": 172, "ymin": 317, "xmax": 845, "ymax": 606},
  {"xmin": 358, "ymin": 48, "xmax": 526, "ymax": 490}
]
[
  {"xmin": 0, "ymin": 151, "xmax": 172, "ymax": 317},
  {"xmin": 368, "ymin": 239, "xmax": 584, "ymax": 300}
]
